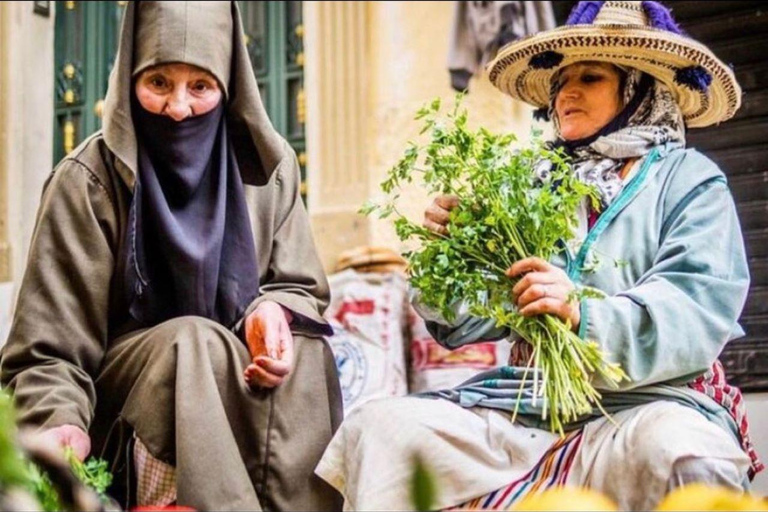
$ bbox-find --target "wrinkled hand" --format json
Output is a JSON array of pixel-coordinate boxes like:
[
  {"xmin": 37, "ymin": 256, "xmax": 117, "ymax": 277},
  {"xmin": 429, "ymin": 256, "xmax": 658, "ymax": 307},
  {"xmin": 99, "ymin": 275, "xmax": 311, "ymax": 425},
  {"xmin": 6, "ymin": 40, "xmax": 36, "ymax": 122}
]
[
  {"xmin": 243, "ymin": 301, "xmax": 294, "ymax": 389},
  {"xmin": 423, "ymin": 194, "xmax": 459, "ymax": 235},
  {"xmin": 506, "ymin": 257, "xmax": 580, "ymax": 331},
  {"xmin": 40, "ymin": 424, "xmax": 91, "ymax": 462}
]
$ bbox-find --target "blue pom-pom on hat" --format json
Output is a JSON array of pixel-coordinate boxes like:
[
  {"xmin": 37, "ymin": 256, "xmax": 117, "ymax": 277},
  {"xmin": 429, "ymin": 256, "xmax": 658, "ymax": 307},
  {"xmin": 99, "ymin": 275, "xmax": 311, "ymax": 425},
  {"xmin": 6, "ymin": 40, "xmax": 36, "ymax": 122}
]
[
  {"xmin": 641, "ymin": 1, "xmax": 685, "ymax": 35},
  {"xmin": 566, "ymin": 1, "xmax": 605, "ymax": 25},
  {"xmin": 529, "ymin": 51, "xmax": 564, "ymax": 70},
  {"xmin": 675, "ymin": 65, "xmax": 713, "ymax": 92},
  {"xmin": 566, "ymin": 1, "xmax": 686, "ymax": 34}
]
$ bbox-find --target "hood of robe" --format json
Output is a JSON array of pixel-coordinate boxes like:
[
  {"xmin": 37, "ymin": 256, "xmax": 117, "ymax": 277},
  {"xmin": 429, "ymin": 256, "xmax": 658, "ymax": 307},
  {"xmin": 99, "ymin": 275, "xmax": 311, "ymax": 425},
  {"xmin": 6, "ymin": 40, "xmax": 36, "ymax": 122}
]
[{"xmin": 102, "ymin": 0, "xmax": 283, "ymax": 188}]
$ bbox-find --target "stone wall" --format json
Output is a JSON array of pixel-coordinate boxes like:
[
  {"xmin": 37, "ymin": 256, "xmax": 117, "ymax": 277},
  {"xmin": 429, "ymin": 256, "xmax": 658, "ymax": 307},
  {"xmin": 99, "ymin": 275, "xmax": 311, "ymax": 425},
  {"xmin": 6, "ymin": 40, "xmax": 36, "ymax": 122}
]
[
  {"xmin": 0, "ymin": 2, "xmax": 55, "ymax": 345},
  {"xmin": 305, "ymin": 1, "xmax": 545, "ymax": 272},
  {"xmin": 365, "ymin": 1, "xmax": 543, "ymax": 253}
]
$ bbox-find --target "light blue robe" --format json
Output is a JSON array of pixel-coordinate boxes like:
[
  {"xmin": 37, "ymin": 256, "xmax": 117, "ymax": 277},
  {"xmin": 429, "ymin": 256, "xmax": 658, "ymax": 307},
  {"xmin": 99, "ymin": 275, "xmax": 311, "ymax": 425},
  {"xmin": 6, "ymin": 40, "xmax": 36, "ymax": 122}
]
[{"xmin": 413, "ymin": 144, "xmax": 750, "ymax": 447}]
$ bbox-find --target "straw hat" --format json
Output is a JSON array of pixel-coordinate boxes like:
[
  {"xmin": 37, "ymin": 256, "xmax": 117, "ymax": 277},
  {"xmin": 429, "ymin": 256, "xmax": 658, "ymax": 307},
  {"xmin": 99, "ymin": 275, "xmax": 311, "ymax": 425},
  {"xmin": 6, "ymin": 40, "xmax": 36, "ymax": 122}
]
[
  {"xmin": 487, "ymin": 1, "xmax": 741, "ymax": 128},
  {"xmin": 335, "ymin": 246, "xmax": 408, "ymax": 274}
]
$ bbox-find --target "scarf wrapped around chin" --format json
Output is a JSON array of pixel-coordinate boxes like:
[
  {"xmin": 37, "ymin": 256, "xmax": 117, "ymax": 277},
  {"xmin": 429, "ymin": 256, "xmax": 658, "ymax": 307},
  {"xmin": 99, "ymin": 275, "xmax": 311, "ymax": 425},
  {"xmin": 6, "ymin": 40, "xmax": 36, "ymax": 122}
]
[
  {"xmin": 536, "ymin": 66, "xmax": 687, "ymax": 209},
  {"xmin": 121, "ymin": 99, "xmax": 260, "ymax": 329},
  {"xmin": 115, "ymin": 2, "xmax": 268, "ymax": 330}
]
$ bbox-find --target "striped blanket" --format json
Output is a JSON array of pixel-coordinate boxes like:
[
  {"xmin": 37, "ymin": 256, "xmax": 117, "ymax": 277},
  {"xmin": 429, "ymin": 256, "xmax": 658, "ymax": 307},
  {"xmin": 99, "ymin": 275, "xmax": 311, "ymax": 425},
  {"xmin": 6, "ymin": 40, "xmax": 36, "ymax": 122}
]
[{"xmin": 449, "ymin": 431, "xmax": 583, "ymax": 510}]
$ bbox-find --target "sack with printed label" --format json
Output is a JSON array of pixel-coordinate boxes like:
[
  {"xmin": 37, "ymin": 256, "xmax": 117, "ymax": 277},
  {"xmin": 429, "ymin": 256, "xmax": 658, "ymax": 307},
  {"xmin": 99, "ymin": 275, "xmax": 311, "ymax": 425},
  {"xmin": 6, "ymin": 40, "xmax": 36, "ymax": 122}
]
[
  {"xmin": 407, "ymin": 305, "xmax": 510, "ymax": 393},
  {"xmin": 325, "ymin": 269, "xmax": 410, "ymax": 413}
]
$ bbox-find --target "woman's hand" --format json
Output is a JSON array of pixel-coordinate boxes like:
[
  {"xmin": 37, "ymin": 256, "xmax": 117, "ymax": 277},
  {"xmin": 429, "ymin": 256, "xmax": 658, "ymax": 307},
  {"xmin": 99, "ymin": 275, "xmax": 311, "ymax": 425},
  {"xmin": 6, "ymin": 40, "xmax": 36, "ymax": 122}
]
[
  {"xmin": 506, "ymin": 257, "xmax": 581, "ymax": 331},
  {"xmin": 423, "ymin": 194, "xmax": 459, "ymax": 235},
  {"xmin": 39, "ymin": 424, "xmax": 91, "ymax": 461},
  {"xmin": 243, "ymin": 301, "xmax": 294, "ymax": 389}
]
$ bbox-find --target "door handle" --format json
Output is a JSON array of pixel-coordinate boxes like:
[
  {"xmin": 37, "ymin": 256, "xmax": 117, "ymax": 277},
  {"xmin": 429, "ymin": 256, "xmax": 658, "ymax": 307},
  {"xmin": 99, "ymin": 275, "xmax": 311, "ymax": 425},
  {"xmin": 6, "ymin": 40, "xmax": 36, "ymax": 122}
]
[{"xmin": 94, "ymin": 99, "xmax": 105, "ymax": 118}]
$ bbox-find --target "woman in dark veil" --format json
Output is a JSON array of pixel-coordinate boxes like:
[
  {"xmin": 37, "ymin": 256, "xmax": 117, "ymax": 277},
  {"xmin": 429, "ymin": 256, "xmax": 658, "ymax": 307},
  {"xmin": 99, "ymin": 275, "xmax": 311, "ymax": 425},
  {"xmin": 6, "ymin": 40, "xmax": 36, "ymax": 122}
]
[{"xmin": 1, "ymin": 2, "xmax": 342, "ymax": 510}]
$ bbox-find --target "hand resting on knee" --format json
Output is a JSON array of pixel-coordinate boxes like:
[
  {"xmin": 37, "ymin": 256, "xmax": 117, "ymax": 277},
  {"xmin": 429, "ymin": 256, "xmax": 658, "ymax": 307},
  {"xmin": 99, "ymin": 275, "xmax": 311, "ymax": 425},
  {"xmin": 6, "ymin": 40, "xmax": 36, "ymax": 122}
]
[{"xmin": 243, "ymin": 301, "xmax": 294, "ymax": 389}]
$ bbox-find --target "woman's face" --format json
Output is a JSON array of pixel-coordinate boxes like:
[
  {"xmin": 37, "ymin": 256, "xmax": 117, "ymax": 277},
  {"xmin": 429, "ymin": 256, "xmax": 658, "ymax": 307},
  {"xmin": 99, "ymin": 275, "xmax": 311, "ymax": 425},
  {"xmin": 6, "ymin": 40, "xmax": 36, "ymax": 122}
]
[
  {"xmin": 554, "ymin": 62, "xmax": 623, "ymax": 141},
  {"xmin": 135, "ymin": 63, "xmax": 222, "ymax": 121}
]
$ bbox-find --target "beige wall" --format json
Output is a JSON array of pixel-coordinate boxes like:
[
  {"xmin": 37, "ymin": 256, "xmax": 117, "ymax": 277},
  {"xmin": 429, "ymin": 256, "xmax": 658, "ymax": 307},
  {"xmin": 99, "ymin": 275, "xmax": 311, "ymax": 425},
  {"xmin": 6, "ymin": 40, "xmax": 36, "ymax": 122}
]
[
  {"xmin": 0, "ymin": 3, "xmax": 10, "ymax": 285},
  {"xmin": 306, "ymin": 1, "xmax": 545, "ymax": 272},
  {"xmin": 304, "ymin": 1, "xmax": 372, "ymax": 273},
  {"xmin": 0, "ymin": 2, "xmax": 55, "ymax": 345},
  {"xmin": 366, "ymin": 1, "xmax": 544, "ymax": 251}
]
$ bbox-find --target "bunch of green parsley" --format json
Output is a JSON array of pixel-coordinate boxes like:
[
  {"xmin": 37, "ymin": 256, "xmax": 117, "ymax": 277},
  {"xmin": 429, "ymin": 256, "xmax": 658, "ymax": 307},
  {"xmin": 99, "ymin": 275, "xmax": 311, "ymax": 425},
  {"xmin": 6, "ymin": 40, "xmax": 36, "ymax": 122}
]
[
  {"xmin": 362, "ymin": 97, "xmax": 628, "ymax": 434},
  {"xmin": 0, "ymin": 391, "xmax": 113, "ymax": 511}
]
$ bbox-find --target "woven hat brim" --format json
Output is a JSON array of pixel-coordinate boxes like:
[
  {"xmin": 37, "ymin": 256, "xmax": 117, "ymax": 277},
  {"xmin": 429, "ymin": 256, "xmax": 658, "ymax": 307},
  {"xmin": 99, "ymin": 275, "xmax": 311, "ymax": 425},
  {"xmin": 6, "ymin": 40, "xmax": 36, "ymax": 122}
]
[
  {"xmin": 488, "ymin": 24, "xmax": 741, "ymax": 128},
  {"xmin": 335, "ymin": 246, "xmax": 407, "ymax": 273}
]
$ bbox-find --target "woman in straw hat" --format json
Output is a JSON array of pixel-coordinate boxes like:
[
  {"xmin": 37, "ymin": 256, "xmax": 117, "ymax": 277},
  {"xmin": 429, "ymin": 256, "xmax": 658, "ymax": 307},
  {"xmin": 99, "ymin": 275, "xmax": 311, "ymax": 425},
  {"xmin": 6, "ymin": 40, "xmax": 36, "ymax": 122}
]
[
  {"xmin": 1, "ymin": 2, "xmax": 342, "ymax": 510},
  {"xmin": 316, "ymin": 2, "xmax": 761, "ymax": 510}
]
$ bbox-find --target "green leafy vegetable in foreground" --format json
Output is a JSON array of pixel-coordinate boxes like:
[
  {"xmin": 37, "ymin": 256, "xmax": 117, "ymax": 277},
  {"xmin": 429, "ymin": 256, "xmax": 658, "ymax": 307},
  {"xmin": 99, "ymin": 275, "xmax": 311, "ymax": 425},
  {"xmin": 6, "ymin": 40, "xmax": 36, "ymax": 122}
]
[
  {"xmin": 66, "ymin": 447, "xmax": 113, "ymax": 500},
  {"xmin": 0, "ymin": 391, "xmax": 113, "ymax": 511},
  {"xmin": 362, "ymin": 96, "xmax": 629, "ymax": 434},
  {"xmin": 28, "ymin": 449, "xmax": 113, "ymax": 511},
  {"xmin": 0, "ymin": 392, "xmax": 34, "ymax": 492},
  {"xmin": 410, "ymin": 455, "xmax": 437, "ymax": 511},
  {"xmin": 28, "ymin": 462, "xmax": 63, "ymax": 512}
]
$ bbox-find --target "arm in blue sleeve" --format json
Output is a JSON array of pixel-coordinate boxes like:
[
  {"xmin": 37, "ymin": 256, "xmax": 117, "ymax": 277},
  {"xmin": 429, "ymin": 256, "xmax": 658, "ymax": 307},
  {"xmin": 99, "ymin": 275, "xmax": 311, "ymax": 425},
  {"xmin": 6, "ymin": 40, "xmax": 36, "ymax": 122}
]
[
  {"xmin": 581, "ymin": 177, "xmax": 749, "ymax": 390},
  {"xmin": 410, "ymin": 288, "xmax": 512, "ymax": 349}
]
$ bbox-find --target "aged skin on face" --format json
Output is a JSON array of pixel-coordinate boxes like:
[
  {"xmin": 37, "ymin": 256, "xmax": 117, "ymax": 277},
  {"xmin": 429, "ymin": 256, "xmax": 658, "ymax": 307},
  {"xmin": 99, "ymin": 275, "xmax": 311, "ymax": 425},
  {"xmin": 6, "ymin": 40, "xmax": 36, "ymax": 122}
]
[
  {"xmin": 555, "ymin": 61, "xmax": 623, "ymax": 141},
  {"xmin": 134, "ymin": 63, "xmax": 223, "ymax": 121}
]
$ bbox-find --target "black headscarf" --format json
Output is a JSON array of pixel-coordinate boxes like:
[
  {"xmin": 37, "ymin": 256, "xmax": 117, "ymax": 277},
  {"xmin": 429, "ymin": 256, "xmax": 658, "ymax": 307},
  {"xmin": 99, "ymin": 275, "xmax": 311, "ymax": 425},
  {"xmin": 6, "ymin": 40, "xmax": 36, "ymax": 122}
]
[{"xmin": 121, "ymin": 96, "xmax": 260, "ymax": 328}]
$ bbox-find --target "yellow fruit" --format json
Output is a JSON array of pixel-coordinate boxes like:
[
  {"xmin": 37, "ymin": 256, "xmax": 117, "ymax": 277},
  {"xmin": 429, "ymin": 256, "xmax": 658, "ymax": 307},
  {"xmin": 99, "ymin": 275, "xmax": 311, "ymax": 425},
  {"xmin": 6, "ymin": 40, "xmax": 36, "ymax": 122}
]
[
  {"xmin": 656, "ymin": 484, "xmax": 768, "ymax": 511},
  {"xmin": 512, "ymin": 487, "xmax": 619, "ymax": 511}
]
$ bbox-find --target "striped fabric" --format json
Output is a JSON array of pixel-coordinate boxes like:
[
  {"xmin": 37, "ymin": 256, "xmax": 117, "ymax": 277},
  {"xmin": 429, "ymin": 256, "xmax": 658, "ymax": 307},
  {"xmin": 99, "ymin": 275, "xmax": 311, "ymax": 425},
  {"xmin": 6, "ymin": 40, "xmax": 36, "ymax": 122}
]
[
  {"xmin": 688, "ymin": 360, "xmax": 764, "ymax": 479},
  {"xmin": 449, "ymin": 431, "xmax": 584, "ymax": 510},
  {"xmin": 509, "ymin": 341, "xmax": 762, "ymax": 481},
  {"xmin": 449, "ymin": 356, "xmax": 763, "ymax": 511}
]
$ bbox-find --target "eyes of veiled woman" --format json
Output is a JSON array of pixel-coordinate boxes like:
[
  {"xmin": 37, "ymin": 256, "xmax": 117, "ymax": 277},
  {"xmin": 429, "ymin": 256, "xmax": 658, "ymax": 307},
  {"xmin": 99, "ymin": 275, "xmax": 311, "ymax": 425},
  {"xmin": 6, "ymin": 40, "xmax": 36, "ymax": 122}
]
[
  {"xmin": 143, "ymin": 73, "xmax": 217, "ymax": 97},
  {"xmin": 135, "ymin": 63, "xmax": 223, "ymax": 119},
  {"xmin": 148, "ymin": 75, "xmax": 167, "ymax": 89}
]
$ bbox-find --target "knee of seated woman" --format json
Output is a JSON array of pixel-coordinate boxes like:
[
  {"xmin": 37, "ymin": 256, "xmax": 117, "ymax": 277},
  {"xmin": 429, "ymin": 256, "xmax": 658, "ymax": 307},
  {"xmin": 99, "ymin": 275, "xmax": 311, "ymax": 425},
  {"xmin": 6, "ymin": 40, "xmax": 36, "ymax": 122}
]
[
  {"xmin": 345, "ymin": 396, "xmax": 463, "ymax": 438},
  {"xmin": 668, "ymin": 457, "xmax": 747, "ymax": 491},
  {"xmin": 346, "ymin": 397, "xmax": 407, "ymax": 424},
  {"xmin": 616, "ymin": 403, "xmax": 696, "ymax": 453},
  {"xmin": 150, "ymin": 315, "xmax": 244, "ymax": 358},
  {"xmin": 609, "ymin": 403, "xmax": 748, "ymax": 484}
]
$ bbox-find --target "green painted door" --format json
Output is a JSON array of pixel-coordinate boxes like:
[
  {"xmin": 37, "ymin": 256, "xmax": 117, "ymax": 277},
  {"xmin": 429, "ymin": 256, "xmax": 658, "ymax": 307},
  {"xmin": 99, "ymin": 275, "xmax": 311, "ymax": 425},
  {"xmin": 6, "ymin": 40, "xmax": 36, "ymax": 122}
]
[
  {"xmin": 53, "ymin": 1, "xmax": 124, "ymax": 164},
  {"xmin": 54, "ymin": 1, "xmax": 307, "ymax": 199},
  {"xmin": 239, "ymin": 1, "xmax": 307, "ymax": 197}
]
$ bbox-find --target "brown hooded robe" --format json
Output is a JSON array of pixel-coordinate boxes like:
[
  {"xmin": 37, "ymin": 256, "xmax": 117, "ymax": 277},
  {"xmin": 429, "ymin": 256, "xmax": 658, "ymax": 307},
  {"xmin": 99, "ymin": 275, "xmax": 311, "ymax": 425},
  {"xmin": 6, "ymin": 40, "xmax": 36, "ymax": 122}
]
[{"xmin": 0, "ymin": 2, "xmax": 342, "ymax": 510}]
